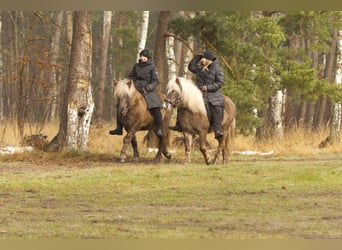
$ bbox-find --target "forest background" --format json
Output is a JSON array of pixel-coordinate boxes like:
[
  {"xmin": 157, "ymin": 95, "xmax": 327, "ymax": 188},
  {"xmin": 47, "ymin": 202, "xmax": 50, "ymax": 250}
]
[{"xmin": 1, "ymin": 11, "xmax": 342, "ymax": 150}]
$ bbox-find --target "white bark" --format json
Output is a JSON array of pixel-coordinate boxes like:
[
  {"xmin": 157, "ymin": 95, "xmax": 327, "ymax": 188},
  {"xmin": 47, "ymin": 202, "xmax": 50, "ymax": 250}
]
[
  {"xmin": 270, "ymin": 67, "xmax": 285, "ymax": 139},
  {"xmin": 66, "ymin": 11, "xmax": 94, "ymax": 150},
  {"xmin": 65, "ymin": 11, "xmax": 73, "ymax": 48},
  {"xmin": 77, "ymin": 84, "xmax": 95, "ymax": 148},
  {"xmin": 182, "ymin": 11, "xmax": 195, "ymax": 79},
  {"xmin": 330, "ymin": 30, "xmax": 342, "ymax": 142},
  {"xmin": 137, "ymin": 11, "xmax": 149, "ymax": 62},
  {"xmin": 271, "ymin": 89, "xmax": 286, "ymax": 139},
  {"xmin": 166, "ymin": 36, "xmax": 176, "ymax": 80}
]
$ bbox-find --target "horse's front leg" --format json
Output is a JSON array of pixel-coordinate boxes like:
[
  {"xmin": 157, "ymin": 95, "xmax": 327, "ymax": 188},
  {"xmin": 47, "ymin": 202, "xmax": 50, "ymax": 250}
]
[
  {"xmin": 119, "ymin": 132, "xmax": 134, "ymax": 163},
  {"xmin": 221, "ymin": 131, "xmax": 229, "ymax": 164},
  {"xmin": 198, "ymin": 133, "xmax": 211, "ymax": 165},
  {"xmin": 161, "ymin": 129, "xmax": 171, "ymax": 160},
  {"xmin": 152, "ymin": 134, "xmax": 163, "ymax": 163},
  {"xmin": 131, "ymin": 134, "xmax": 139, "ymax": 162}
]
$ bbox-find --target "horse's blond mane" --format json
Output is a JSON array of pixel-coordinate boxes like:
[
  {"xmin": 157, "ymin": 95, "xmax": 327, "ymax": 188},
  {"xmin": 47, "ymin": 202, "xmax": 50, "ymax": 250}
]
[
  {"xmin": 113, "ymin": 79, "xmax": 135, "ymax": 104},
  {"xmin": 167, "ymin": 77, "xmax": 207, "ymax": 116}
]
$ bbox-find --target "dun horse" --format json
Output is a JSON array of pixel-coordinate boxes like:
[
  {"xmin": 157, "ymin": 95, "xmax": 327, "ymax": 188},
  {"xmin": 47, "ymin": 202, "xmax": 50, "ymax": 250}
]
[
  {"xmin": 113, "ymin": 79, "xmax": 171, "ymax": 163},
  {"xmin": 163, "ymin": 77, "xmax": 236, "ymax": 164}
]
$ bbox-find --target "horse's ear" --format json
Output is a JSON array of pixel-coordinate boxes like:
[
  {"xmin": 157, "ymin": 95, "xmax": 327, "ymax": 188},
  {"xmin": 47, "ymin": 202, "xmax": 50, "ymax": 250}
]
[
  {"xmin": 175, "ymin": 78, "xmax": 182, "ymax": 91},
  {"xmin": 113, "ymin": 79, "xmax": 119, "ymax": 87},
  {"xmin": 127, "ymin": 79, "xmax": 134, "ymax": 88}
]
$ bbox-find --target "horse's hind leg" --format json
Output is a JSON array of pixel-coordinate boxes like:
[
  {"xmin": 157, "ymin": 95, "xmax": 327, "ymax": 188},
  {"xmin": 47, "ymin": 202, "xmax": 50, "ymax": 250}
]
[
  {"xmin": 131, "ymin": 135, "xmax": 139, "ymax": 162},
  {"xmin": 212, "ymin": 137, "xmax": 224, "ymax": 165}
]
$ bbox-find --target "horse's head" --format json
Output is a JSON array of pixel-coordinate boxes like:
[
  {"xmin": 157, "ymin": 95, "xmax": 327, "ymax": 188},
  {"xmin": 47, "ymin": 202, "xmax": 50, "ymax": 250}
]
[
  {"xmin": 163, "ymin": 77, "xmax": 183, "ymax": 110},
  {"xmin": 113, "ymin": 79, "xmax": 135, "ymax": 116},
  {"xmin": 163, "ymin": 77, "xmax": 207, "ymax": 116}
]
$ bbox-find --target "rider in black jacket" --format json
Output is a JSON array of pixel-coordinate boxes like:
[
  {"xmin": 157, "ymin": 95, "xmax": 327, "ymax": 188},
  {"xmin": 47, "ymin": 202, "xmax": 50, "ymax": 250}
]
[
  {"xmin": 109, "ymin": 49, "xmax": 163, "ymax": 137},
  {"xmin": 170, "ymin": 50, "xmax": 225, "ymax": 139}
]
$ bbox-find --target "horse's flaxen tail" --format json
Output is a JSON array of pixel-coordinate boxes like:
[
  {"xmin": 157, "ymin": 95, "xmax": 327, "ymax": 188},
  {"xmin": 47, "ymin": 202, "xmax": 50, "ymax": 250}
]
[{"xmin": 225, "ymin": 118, "xmax": 235, "ymax": 156}]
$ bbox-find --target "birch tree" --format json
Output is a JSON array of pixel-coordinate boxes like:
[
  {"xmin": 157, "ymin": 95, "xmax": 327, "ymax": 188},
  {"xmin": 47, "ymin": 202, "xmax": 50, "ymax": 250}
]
[
  {"xmin": 44, "ymin": 11, "xmax": 94, "ymax": 151},
  {"xmin": 96, "ymin": 11, "xmax": 112, "ymax": 120},
  {"xmin": 166, "ymin": 35, "xmax": 176, "ymax": 80},
  {"xmin": 329, "ymin": 30, "xmax": 342, "ymax": 143},
  {"xmin": 136, "ymin": 11, "xmax": 149, "ymax": 62}
]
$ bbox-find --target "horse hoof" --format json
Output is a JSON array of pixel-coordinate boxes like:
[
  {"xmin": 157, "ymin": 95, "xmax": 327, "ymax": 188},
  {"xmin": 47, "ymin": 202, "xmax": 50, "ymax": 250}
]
[
  {"xmin": 132, "ymin": 157, "xmax": 139, "ymax": 162},
  {"xmin": 163, "ymin": 152, "xmax": 172, "ymax": 159}
]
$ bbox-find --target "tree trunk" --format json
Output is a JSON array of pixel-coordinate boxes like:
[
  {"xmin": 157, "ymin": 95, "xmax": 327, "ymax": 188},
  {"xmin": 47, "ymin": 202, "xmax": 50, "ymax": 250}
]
[
  {"xmin": 144, "ymin": 11, "xmax": 170, "ymax": 150},
  {"xmin": 315, "ymin": 30, "xmax": 338, "ymax": 130},
  {"xmin": 271, "ymin": 89, "xmax": 285, "ymax": 139},
  {"xmin": 45, "ymin": 11, "xmax": 94, "ymax": 151},
  {"xmin": 65, "ymin": 11, "xmax": 73, "ymax": 48},
  {"xmin": 154, "ymin": 11, "xmax": 170, "ymax": 90},
  {"xmin": 0, "ymin": 13, "xmax": 3, "ymax": 120},
  {"xmin": 166, "ymin": 35, "xmax": 176, "ymax": 80},
  {"xmin": 137, "ymin": 11, "xmax": 149, "ymax": 62},
  {"xmin": 96, "ymin": 11, "xmax": 112, "ymax": 121},
  {"xmin": 328, "ymin": 29, "xmax": 342, "ymax": 143},
  {"xmin": 48, "ymin": 11, "xmax": 63, "ymax": 121}
]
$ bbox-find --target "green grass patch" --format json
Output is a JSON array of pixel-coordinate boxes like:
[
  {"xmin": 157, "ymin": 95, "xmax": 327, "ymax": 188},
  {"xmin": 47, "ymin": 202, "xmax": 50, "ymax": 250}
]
[{"xmin": 0, "ymin": 153, "xmax": 341, "ymax": 239}]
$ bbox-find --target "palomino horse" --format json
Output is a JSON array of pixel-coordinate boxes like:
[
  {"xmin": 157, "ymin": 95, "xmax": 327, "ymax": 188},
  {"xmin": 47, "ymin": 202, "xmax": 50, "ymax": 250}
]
[
  {"xmin": 163, "ymin": 77, "xmax": 236, "ymax": 164},
  {"xmin": 113, "ymin": 79, "xmax": 171, "ymax": 163}
]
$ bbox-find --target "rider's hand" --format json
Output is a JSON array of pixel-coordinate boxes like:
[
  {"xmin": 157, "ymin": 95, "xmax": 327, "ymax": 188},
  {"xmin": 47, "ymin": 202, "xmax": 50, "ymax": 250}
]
[{"xmin": 201, "ymin": 85, "xmax": 207, "ymax": 92}]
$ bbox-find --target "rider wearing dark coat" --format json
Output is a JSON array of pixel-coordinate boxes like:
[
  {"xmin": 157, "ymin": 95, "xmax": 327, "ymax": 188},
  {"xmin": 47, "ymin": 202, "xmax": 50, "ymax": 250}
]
[
  {"xmin": 188, "ymin": 50, "xmax": 225, "ymax": 138},
  {"xmin": 109, "ymin": 49, "xmax": 163, "ymax": 137},
  {"xmin": 170, "ymin": 50, "xmax": 225, "ymax": 139}
]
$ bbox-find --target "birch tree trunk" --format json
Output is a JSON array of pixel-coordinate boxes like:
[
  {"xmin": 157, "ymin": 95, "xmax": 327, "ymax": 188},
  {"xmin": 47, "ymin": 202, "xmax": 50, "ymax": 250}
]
[
  {"xmin": 96, "ymin": 11, "xmax": 112, "ymax": 121},
  {"xmin": 270, "ymin": 89, "xmax": 285, "ymax": 139},
  {"xmin": 329, "ymin": 30, "xmax": 342, "ymax": 143},
  {"xmin": 182, "ymin": 11, "xmax": 195, "ymax": 79},
  {"xmin": 65, "ymin": 11, "xmax": 73, "ymax": 48},
  {"xmin": 136, "ymin": 11, "xmax": 149, "ymax": 62},
  {"xmin": 44, "ymin": 11, "xmax": 94, "ymax": 151},
  {"xmin": 270, "ymin": 67, "xmax": 285, "ymax": 140},
  {"xmin": 49, "ymin": 11, "xmax": 63, "ymax": 121},
  {"xmin": 166, "ymin": 35, "xmax": 176, "ymax": 80}
]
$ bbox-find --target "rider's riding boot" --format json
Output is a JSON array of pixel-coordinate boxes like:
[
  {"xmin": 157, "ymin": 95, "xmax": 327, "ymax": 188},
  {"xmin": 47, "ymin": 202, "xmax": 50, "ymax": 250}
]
[
  {"xmin": 150, "ymin": 107, "xmax": 163, "ymax": 137},
  {"xmin": 109, "ymin": 120, "xmax": 123, "ymax": 135},
  {"xmin": 212, "ymin": 105, "xmax": 224, "ymax": 139},
  {"xmin": 215, "ymin": 130, "xmax": 224, "ymax": 139},
  {"xmin": 156, "ymin": 125, "xmax": 163, "ymax": 137}
]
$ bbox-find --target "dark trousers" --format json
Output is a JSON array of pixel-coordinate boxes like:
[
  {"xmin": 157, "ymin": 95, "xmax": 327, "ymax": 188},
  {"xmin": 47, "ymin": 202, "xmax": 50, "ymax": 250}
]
[{"xmin": 149, "ymin": 107, "xmax": 163, "ymax": 128}]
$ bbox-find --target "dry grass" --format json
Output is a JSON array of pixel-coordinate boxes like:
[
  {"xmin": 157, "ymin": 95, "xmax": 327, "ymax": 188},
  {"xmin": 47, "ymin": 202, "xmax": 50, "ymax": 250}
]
[{"xmin": 1, "ymin": 121, "xmax": 341, "ymax": 157}]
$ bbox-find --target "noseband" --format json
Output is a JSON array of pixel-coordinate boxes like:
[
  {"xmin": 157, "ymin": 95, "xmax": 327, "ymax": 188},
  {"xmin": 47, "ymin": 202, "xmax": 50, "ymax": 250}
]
[{"xmin": 164, "ymin": 91, "xmax": 181, "ymax": 107}]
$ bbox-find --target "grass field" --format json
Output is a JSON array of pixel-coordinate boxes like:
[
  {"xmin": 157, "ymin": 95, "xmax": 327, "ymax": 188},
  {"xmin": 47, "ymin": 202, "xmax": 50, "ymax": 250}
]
[{"xmin": 0, "ymin": 123, "xmax": 341, "ymax": 239}]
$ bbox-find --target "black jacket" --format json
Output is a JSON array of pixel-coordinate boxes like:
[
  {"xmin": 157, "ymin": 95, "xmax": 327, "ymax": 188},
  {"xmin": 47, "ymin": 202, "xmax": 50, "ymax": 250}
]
[
  {"xmin": 128, "ymin": 57, "xmax": 162, "ymax": 109},
  {"xmin": 188, "ymin": 54, "xmax": 225, "ymax": 106}
]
